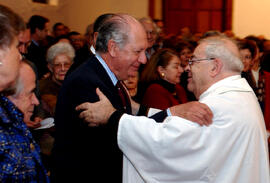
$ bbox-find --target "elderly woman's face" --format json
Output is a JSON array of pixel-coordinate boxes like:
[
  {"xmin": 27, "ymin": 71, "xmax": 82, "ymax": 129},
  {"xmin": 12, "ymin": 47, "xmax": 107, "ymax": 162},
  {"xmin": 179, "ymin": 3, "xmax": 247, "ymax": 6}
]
[
  {"xmin": 49, "ymin": 53, "xmax": 72, "ymax": 82},
  {"xmin": 0, "ymin": 38, "xmax": 21, "ymax": 91}
]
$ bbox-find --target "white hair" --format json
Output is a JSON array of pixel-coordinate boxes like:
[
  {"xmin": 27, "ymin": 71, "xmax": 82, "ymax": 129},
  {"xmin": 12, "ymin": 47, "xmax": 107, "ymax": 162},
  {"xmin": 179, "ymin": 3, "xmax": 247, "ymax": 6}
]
[
  {"xmin": 139, "ymin": 17, "xmax": 159, "ymax": 34},
  {"xmin": 46, "ymin": 42, "xmax": 75, "ymax": 64},
  {"xmin": 199, "ymin": 36, "xmax": 244, "ymax": 73}
]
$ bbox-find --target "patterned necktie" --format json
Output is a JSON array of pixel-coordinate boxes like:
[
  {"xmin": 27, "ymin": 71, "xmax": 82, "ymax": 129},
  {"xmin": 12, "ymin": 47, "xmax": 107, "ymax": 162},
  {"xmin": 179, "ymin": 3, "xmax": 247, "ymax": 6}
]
[{"xmin": 116, "ymin": 81, "xmax": 132, "ymax": 114}]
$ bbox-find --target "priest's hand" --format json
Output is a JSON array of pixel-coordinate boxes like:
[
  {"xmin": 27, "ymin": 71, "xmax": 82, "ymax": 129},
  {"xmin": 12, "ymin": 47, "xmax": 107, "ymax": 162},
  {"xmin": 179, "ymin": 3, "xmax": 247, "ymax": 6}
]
[
  {"xmin": 169, "ymin": 101, "xmax": 213, "ymax": 126},
  {"xmin": 75, "ymin": 88, "xmax": 116, "ymax": 127}
]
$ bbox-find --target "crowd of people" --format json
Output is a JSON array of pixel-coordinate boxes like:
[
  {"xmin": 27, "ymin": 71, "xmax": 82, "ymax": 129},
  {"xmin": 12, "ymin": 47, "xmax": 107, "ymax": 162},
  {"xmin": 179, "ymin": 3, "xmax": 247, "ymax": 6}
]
[{"xmin": 0, "ymin": 4, "xmax": 269, "ymax": 183}]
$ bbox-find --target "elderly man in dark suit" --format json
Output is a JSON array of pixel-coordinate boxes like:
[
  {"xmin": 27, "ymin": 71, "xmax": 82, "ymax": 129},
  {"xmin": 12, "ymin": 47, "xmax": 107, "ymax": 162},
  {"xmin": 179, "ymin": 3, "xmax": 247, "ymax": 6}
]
[{"xmin": 51, "ymin": 13, "xmax": 212, "ymax": 183}]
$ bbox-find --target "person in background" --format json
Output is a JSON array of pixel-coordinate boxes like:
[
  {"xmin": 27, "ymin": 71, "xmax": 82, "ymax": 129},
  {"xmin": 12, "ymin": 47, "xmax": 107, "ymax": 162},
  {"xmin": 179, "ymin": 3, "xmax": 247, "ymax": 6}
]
[
  {"xmin": 263, "ymin": 39, "xmax": 270, "ymax": 52},
  {"xmin": 52, "ymin": 22, "xmax": 66, "ymax": 38},
  {"xmin": 84, "ymin": 23, "xmax": 94, "ymax": 48},
  {"xmin": 0, "ymin": 5, "xmax": 30, "ymax": 58},
  {"xmin": 139, "ymin": 17, "xmax": 160, "ymax": 60},
  {"xmin": 76, "ymin": 36, "xmax": 270, "ymax": 183},
  {"xmin": 67, "ymin": 31, "xmax": 91, "ymax": 69},
  {"xmin": 201, "ymin": 30, "xmax": 222, "ymax": 39},
  {"xmin": 175, "ymin": 40, "xmax": 196, "ymax": 101},
  {"xmin": 260, "ymin": 51, "xmax": 270, "ymax": 138},
  {"xmin": 123, "ymin": 71, "xmax": 139, "ymax": 100},
  {"xmin": 175, "ymin": 40, "xmax": 194, "ymax": 68},
  {"xmin": 137, "ymin": 17, "xmax": 160, "ymax": 102},
  {"xmin": 18, "ymin": 28, "xmax": 31, "ymax": 57},
  {"xmin": 89, "ymin": 13, "xmax": 115, "ymax": 55},
  {"xmin": 26, "ymin": 15, "xmax": 50, "ymax": 79},
  {"xmin": 237, "ymin": 39, "xmax": 268, "ymax": 112},
  {"xmin": 237, "ymin": 39, "xmax": 256, "ymax": 74},
  {"xmin": 0, "ymin": 9, "xmax": 49, "ymax": 182},
  {"xmin": 66, "ymin": 13, "xmax": 115, "ymax": 74},
  {"xmin": 67, "ymin": 31, "xmax": 85, "ymax": 51},
  {"xmin": 40, "ymin": 42, "xmax": 75, "ymax": 116},
  {"xmin": 141, "ymin": 48, "xmax": 188, "ymax": 109},
  {"xmin": 7, "ymin": 60, "xmax": 40, "ymax": 128},
  {"xmin": 37, "ymin": 42, "xmax": 75, "ymax": 174},
  {"xmin": 178, "ymin": 27, "xmax": 192, "ymax": 41},
  {"xmin": 223, "ymin": 29, "xmax": 235, "ymax": 38},
  {"xmin": 0, "ymin": 5, "xmax": 44, "ymax": 130}
]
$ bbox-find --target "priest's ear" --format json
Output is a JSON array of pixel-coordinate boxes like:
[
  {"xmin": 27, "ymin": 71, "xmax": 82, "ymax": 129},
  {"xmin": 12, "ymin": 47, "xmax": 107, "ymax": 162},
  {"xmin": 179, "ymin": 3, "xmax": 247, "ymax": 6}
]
[{"xmin": 210, "ymin": 58, "xmax": 223, "ymax": 77}]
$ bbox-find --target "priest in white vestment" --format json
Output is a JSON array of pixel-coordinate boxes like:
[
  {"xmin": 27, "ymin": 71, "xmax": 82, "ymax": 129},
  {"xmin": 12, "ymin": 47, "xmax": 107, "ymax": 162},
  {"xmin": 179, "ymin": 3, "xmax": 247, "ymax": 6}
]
[{"xmin": 77, "ymin": 36, "xmax": 270, "ymax": 183}]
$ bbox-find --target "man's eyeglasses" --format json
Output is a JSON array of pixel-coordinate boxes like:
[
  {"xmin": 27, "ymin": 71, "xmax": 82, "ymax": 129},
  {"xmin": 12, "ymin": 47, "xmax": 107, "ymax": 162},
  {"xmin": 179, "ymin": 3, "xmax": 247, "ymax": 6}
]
[{"xmin": 188, "ymin": 56, "xmax": 215, "ymax": 66}]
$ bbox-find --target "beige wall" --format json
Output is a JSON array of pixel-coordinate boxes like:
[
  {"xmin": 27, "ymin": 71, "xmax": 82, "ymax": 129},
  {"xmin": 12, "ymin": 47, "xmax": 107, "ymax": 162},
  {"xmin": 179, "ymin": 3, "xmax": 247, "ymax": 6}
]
[
  {"xmin": 0, "ymin": 0, "xmax": 67, "ymax": 34},
  {"xmin": 0, "ymin": 0, "xmax": 148, "ymax": 34},
  {"xmin": 232, "ymin": 0, "xmax": 270, "ymax": 39},
  {"xmin": 2, "ymin": 0, "xmax": 270, "ymax": 39},
  {"xmin": 63, "ymin": 0, "xmax": 148, "ymax": 34}
]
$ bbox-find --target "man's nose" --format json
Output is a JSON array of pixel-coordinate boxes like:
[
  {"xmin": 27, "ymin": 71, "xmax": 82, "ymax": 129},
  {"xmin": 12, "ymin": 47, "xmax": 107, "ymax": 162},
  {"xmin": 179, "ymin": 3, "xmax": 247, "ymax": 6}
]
[
  {"xmin": 32, "ymin": 94, "xmax": 40, "ymax": 105},
  {"xmin": 60, "ymin": 64, "xmax": 65, "ymax": 70},
  {"xmin": 138, "ymin": 52, "xmax": 147, "ymax": 64}
]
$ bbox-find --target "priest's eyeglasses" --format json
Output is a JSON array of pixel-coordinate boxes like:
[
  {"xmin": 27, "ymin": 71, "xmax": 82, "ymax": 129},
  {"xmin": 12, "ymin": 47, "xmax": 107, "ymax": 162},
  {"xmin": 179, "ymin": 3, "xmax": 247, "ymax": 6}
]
[{"xmin": 188, "ymin": 56, "xmax": 215, "ymax": 66}]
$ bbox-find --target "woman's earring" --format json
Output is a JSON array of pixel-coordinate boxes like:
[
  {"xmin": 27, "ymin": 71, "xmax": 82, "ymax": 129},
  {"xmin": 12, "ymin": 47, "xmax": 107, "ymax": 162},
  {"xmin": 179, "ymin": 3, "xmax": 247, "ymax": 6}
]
[{"xmin": 161, "ymin": 73, "xmax": 165, "ymax": 78}]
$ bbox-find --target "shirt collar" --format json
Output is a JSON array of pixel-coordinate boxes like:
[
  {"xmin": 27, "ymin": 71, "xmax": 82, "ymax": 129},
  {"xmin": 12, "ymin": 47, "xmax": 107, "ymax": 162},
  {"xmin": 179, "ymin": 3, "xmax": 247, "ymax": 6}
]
[
  {"xmin": 90, "ymin": 45, "xmax": 96, "ymax": 54},
  {"xmin": 95, "ymin": 53, "xmax": 118, "ymax": 86},
  {"xmin": 32, "ymin": 39, "xmax": 39, "ymax": 46},
  {"xmin": 199, "ymin": 75, "xmax": 252, "ymax": 101}
]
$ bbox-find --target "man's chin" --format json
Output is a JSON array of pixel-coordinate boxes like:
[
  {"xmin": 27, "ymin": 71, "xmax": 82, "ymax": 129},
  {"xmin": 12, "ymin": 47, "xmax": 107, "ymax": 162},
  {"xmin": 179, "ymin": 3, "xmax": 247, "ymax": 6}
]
[
  {"xmin": 24, "ymin": 114, "xmax": 32, "ymax": 123},
  {"xmin": 127, "ymin": 71, "xmax": 138, "ymax": 78}
]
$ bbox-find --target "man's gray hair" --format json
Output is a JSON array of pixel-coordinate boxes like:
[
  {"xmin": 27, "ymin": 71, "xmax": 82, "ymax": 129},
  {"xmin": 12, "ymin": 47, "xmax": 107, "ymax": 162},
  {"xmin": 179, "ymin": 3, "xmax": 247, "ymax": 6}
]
[
  {"xmin": 95, "ymin": 14, "xmax": 133, "ymax": 53},
  {"xmin": 200, "ymin": 36, "xmax": 244, "ymax": 73},
  {"xmin": 46, "ymin": 42, "xmax": 75, "ymax": 64},
  {"xmin": 11, "ymin": 60, "xmax": 35, "ymax": 98}
]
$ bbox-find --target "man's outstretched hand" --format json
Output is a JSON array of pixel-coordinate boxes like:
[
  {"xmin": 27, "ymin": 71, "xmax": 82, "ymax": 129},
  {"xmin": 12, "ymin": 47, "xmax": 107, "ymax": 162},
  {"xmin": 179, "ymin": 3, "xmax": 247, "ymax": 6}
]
[
  {"xmin": 170, "ymin": 101, "xmax": 213, "ymax": 126},
  {"xmin": 76, "ymin": 88, "xmax": 213, "ymax": 127},
  {"xmin": 75, "ymin": 88, "xmax": 116, "ymax": 127}
]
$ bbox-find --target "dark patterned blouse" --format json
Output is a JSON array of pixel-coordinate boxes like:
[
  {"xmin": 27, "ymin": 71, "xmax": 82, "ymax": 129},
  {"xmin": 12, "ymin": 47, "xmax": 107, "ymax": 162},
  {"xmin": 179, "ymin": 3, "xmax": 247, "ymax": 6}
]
[{"xmin": 0, "ymin": 94, "xmax": 49, "ymax": 182}]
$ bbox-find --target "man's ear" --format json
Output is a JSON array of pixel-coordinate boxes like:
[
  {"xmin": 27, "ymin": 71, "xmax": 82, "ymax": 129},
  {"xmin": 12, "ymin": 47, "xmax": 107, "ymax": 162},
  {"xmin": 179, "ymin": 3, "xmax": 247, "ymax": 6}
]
[
  {"xmin": 93, "ymin": 32, "xmax": 98, "ymax": 47},
  {"xmin": 108, "ymin": 39, "xmax": 117, "ymax": 57},
  {"xmin": 210, "ymin": 58, "xmax": 223, "ymax": 77},
  {"xmin": 35, "ymin": 28, "xmax": 40, "ymax": 34}
]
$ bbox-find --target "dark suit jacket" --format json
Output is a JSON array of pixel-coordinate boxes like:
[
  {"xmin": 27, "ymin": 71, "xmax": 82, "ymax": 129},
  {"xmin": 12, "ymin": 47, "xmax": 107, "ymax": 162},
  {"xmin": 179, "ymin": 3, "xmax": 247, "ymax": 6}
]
[
  {"xmin": 26, "ymin": 41, "xmax": 49, "ymax": 79},
  {"xmin": 66, "ymin": 45, "xmax": 93, "ymax": 75},
  {"xmin": 50, "ymin": 55, "xmax": 167, "ymax": 182},
  {"xmin": 51, "ymin": 55, "xmax": 127, "ymax": 182}
]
